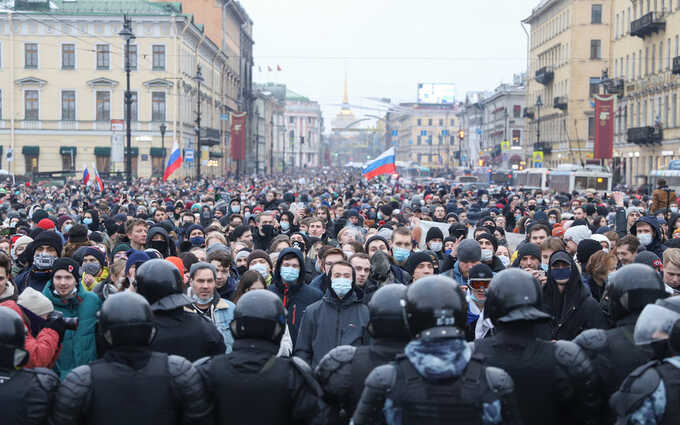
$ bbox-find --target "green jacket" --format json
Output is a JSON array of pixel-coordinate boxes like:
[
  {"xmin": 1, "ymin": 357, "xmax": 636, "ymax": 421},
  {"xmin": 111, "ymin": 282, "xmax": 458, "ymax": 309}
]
[{"xmin": 43, "ymin": 281, "xmax": 101, "ymax": 379}]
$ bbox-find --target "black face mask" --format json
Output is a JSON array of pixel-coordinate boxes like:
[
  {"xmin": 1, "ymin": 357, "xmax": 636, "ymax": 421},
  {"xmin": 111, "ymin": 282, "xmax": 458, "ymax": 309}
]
[
  {"xmin": 150, "ymin": 240, "xmax": 169, "ymax": 257},
  {"xmin": 291, "ymin": 241, "xmax": 306, "ymax": 252},
  {"xmin": 651, "ymin": 340, "xmax": 671, "ymax": 360},
  {"xmin": 236, "ymin": 265, "xmax": 247, "ymax": 275}
]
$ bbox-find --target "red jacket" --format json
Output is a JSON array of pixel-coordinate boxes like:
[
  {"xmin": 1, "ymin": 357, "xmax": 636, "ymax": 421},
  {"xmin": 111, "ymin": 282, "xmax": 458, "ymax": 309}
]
[{"xmin": 0, "ymin": 300, "xmax": 61, "ymax": 369}]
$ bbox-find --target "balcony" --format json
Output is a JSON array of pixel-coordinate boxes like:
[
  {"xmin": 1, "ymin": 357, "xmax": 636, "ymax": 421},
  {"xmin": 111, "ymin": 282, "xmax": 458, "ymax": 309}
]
[
  {"xmin": 631, "ymin": 12, "xmax": 665, "ymax": 39},
  {"xmin": 627, "ymin": 126, "xmax": 663, "ymax": 145},
  {"xmin": 673, "ymin": 56, "xmax": 680, "ymax": 75},
  {"xmin": 535, "ymin": 66, "xmax": 554, "ymax": 85},
  {"xmin": 553, "ymin": 96, "xmax": 568, "ymax": 111},
  {"xmin": 606, "ymin": 78, "xmax": 625, "ymax": 95}
]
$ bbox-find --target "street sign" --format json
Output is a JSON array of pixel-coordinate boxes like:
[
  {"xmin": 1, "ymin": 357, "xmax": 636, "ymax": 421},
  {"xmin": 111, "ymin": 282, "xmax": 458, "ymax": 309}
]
[
  {"xmin": 534, "ymin": 162, "xmax": 543, "ymax": 168},
  {"xmin": 111, "ymin": 119, "xmax": 124, "ymax": 132},
  {"xmin": 442, "ymin": 130, "xmax": 449, "ymax": 136},
  {"xmin": 220, "ymin": 114, "xmax": 230, "ymax": 121},
  {"xmin": 6, "ymin": 148, "xmax": 13, "ymax": 162},
  {"xmin": 392, "ymin": 130, "xmax": 398, "ymax": 136},
  {"xmin": 185, "ymin": 149, "xmax": 194, "ymax": 162},
  {"xmin": 532, "ymin": 151, "xmax": 544, "ymax": 162}
]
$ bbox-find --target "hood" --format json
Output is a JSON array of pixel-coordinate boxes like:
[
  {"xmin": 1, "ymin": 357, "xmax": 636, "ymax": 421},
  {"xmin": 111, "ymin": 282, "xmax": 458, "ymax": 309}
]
[
  {"xmin": 631, "ymin": 216, "xmax": 662, "ymax": 243},
  {"xmin": 146, "ymin": 226, "xmax": 169, "ymax": 246},
  {"xmin": 273, "ymin": 247, "xmax": 306, "ymax": 289},
  {"xmin": 404, "ymin": 338, "xmax": 471, "ymax": 381}
]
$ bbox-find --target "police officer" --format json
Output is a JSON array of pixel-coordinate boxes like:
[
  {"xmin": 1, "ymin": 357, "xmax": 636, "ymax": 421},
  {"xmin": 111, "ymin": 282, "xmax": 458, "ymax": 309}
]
[
  {"xmin": 135, "ymin": 259, "xmax": 225, "ymax": 360},
  {"xmin": 195, "ymin": 290, "xmax": 326, "ymax": 425},
  {"xmin": 51, "ymin": 292, "xmax": 214, "ymax": 425},
  {"xmin": 574, "ymin": 263, "xmax": 668, "ymax": 424},
  {"xmin": 315, "ymin": 284, "xmax": 410, "ymax": 423},
  {"xmin": 351, "ymin": 275, "xmax": 522, "ymax": 425},
  {"xmin": 0, "ymin": 306, "xmax": 60, "ymax": 425},
  {"xmin": 611, "ymin": 296, "xmax": 680, "ymax": 424},
  {"xmin": 474, "ymin": 268, "xmax": 602, "ymax": 425}
]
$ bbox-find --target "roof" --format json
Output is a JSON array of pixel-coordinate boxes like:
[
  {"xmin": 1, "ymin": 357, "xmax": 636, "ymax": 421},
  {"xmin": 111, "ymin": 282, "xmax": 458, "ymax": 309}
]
[
  {"xmin": 285, "ymin": 89, "xmax": 310, "ymax": 102},
  {"xmin": 522, "ymin": 0, "xmax": 561, "ymax": 24},
  {"xmin": 6, "ymin": 0, "xmax": 182, "ymax": 16}
]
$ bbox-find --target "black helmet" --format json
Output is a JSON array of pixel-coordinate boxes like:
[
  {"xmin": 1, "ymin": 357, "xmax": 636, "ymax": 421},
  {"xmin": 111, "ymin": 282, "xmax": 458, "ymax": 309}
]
[
  {"xmin": 607, "ymin": 264, "xmax": 668, "ymax": 322},
  {"xmin": 634, "ymin": 296, "xmax": 680, "ymax": 355},
  {"xmin": 402, "ymin": 275, "xmax": 467, "ymax": 339},
  {"xmin": 367, "ymin": 284, "xmax": 409, "ymax": 340},
  {"xmin": 230, "ymin": 290, "xmax": 286, "ymax": 343},
  {"xmin": 99, "ymin": 292, "xmax": 156, "ymax": 347},
  {"xmin": 485, "ymin": 269, "xmax": 551, "ymax": 326},
  {"xmin": 0, "ymin": 306, "xmax": 28, "ymax": 369},
  {"xmin": 136, "ymin": 259, "xmax": 183, "ymax": 304}
]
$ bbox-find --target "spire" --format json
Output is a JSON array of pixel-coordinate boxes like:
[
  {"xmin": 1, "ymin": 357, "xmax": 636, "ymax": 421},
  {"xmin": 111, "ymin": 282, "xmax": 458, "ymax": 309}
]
[{"xmin": 343, "ymin": 71, "xmax": 349, "ymax": 104}]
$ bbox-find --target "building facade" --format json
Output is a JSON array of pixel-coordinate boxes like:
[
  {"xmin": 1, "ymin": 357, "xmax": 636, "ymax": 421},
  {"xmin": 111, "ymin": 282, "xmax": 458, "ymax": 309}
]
[
  {"xmin": 250, "ymin": 86, "xmax": 284, "ymax": 175},
  {"xmin": 0, "ymin": 0, "xmax": 250, "ymax": 178},
  {"xmin": 610, "ymin": 0, "xmax": 680, "ymax": 186},
  {"xmin": 523, "ymin": 0, "xmax": 611, "ymax": 168},
  {"xmin": 284, "ymin": 89, "xmax": 322, "ymax": 169}
]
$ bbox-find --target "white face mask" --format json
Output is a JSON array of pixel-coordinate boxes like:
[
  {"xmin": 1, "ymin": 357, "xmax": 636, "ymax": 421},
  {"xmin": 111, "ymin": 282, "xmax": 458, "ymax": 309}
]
[
  {"xmin": 480, "ymin": 249, "xmax": 493, "ymax": 262},
  {"xmin": 497, "ymin": 255, "xmax": 510, "ymax": 267},
  {"xmin": 429, "ymin": 242, "xmax": 442, "ymax": 252},
  {"xmin": 637, "ymin": 233, "xmax": 653, "ymax": 247}
]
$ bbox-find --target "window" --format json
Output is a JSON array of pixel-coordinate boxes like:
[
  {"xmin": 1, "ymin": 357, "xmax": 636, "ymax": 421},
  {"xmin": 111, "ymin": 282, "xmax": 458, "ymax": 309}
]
[
  {"xmin": 128, "ymin": 44, "xmax": 137, "ymax": 71},
  {"xmin": 96, "ymin": 91, "xmax": 110, "ymax": 121},
  {"xmin": 588, "ymin": 117, "xmax": 596, "ymax": 140},
  {"xmin": 674, "ymin": 94, "xmax": 678, "ymax": 127},
  {"xmin": 450, "ymin": 119, "xmax": 455, "ymax": 126},
  {"xmin": 24, "ymin": 43, "xmax": 38, "ymax": 68},
  {"xmin": 25, "ymin": 154, "xmax": 38, "ymax": 175},
  {"xmin": 512, "ymin": 129, "xmax": 521, "ymax": 146},
  {"xmin": 592, "ymin": 4, "xmax": 602, "ymax": 24},
  {"xmin": 61, "ymin": 151, "xmax": 75, "ymax": 171},
  {"xmin": 417, "ymin": 119, "xmax": 421, "ymax": 125},
  {"xmin": 589, "ymin": 77, "xmax": 600, "ymax": 97},
  {"xmin": 96, "ymin": 44, "xmax": 110, "ymax": 70},
  {"xmin": 0, "ymin": 90, "xmax": 2, "ymax": 120},
  {"xmin": 152, "ymin": 45, "xmax": 165, "ymax": 71},
  {"xmin": 428, "ymin": 118, "xmax": 432, "ymax": 126},
  {"xmin": 124, "ymin": 91, "xmax": 138, "ymax": 121},
  {"xmin": 24, "ymin": 90, "xmax": 39, "ymax": 120},
  {"xmin": 61, "ymin": 91, "xmax": 76, "ymax": 121},
  {"xmin": 590, "ymin": 40, "xmax": 602, "ymax": 59},
  {"xmin": 152, "ymin": 92, "xmax": 166, "ymax": 121},
  {"xmin": 288, "ymin": 117, "xmax": 294, "ymax": 124},
  {"xmin": 438, "ymin": 119, "xmax": 443, "ymax": 126},
  {"xmin": 417, "ymin": 136, "xmax": 422, "ymax": 145},
  {"xmin": 616, "ymin": 14, "xmax": 619, "ymax": 38},
  {"xmin": 95, "ymin": 155, "xmax": 110, "ymax": 174},
  {"xmin": 513, "ymin": 105, "xmax": 521, "ymax": 118},
  {"xmin": 61, "ymin": 44, "xmax": 75, "ymax": 69}
]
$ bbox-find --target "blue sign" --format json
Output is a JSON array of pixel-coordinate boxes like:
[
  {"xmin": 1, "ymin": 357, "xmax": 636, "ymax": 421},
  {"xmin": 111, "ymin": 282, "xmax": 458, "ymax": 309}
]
[
  {"xmin": 392, "ymin": 130, "xmax": 398, "ymax": 136},
  {"xmin": 220, "ymin": 114, "xmax": 230, "ymax": 121},
  {"xmin": 442, "ymin": 130, "xmax": 449, "ymax": 136},
  {"xmin": 669, "ymin": 160, "xmax": 680, "ymax": 170},
  {"xmin": 475, "ymin": 128, "xmax": 482, "ymax": 135},
  {"xmin": 420, "ymin": 130, "xmax": 427, "ymax": 136},
  {"xmin": 185, "ymin": 149, "xmax": 194, "ymax": 162},
  {"xmin": 409, "ymin": 139, "xmax": 413, "ymax": 145},
  {"xmin": 534, "ymin": 162, "xmax": 543, "ymax": 168}
]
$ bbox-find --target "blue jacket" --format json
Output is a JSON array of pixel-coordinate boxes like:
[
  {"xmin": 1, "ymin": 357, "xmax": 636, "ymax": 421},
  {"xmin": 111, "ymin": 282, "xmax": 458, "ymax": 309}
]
[
  {"xmin": 186, "ymin": 296, "xmax": 235, "ymax": 353},
  {"xmin": 42, "ymin": 281, "xmax": 101, "ymax": 379},
  {"xmin": 442, "ymin": 261, "xmax": 466, "ymax": 286}
]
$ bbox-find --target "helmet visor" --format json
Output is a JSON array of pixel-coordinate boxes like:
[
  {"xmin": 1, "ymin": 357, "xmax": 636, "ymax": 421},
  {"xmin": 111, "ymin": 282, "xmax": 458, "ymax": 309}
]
[{"xmin": 634, "ymin": 304, "xmax": 680, "ymax": 346}]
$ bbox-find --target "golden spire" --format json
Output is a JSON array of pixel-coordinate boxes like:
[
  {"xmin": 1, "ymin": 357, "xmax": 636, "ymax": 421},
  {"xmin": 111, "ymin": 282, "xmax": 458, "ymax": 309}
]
[{"xmin": 343, "ymin": 71, "xmax": 349, "ymax": 104}]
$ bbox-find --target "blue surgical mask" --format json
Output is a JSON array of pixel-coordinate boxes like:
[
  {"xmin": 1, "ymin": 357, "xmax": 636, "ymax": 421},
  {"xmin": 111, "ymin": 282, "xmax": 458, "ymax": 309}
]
[
  {"xmin": 551, "ymin": 267, "xmax": 571, "ymax": 282},
  {"xmin": 83, "ymin": 218, "xmax": 93, "ymax": 225},
  {"xmin": 63, "ymin": 223, "xmax": 73, "ymax": 233},
  {"xmin": 280, "ymin": 221, "xmax": 290, "ymax": 231},
  {"xmin": 540, "ymin": 263, "xmax": 549, "ymax": 272},
  {"xmin": 331, "ymin": 278, "xmax": 352, "ymax": 298},
  {"xmin": 190, "ymin": 236, "xmax": 205, "ymax": 247},
  {"xmin": 280, "ymin": 266, "xmax": 300, "ymax": 283},
  {"xmin": 392, "ymin": 247, "xmax": 410, "ymax": 263},
  {"xmin": 249, "ymin": 263, "xmax": 269, "ymax": 279},
  {"xmin": 231, "ymin": 205, "xmax": 240, "ymax": 213},
  {"xmin": 191, "ymin": 292, "xmax": 214, "ymax": 305}
]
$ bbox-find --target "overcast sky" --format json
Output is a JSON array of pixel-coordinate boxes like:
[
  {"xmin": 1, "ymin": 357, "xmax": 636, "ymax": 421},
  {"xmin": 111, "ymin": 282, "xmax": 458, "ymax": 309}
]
[{"xmin": 241, "ymin": 0, "xmax": 539, "ymax": 126}]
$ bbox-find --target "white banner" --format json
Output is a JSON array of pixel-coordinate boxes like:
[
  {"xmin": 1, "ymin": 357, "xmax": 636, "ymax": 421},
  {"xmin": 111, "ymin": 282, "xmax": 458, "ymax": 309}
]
[{"xmin": 111, "ymin": 134, "xmax": 124, "ymax": 163}]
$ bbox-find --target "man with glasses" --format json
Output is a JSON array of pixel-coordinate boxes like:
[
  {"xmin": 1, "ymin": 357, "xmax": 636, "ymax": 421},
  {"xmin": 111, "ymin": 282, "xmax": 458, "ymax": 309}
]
[{"xmin": 465, "ymin": 263, "xmax": 494, "ymax": 340}]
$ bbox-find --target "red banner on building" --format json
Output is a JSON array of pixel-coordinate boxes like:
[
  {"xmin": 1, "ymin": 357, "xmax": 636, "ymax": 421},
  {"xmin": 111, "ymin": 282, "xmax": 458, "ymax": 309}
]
[
  {"xmin": 231, "ymin": 112, "xmax": 247, "ymax": 161},
  {"xmin": 594, "ymin": 94, "xmax": 614, "ymax": 159}
]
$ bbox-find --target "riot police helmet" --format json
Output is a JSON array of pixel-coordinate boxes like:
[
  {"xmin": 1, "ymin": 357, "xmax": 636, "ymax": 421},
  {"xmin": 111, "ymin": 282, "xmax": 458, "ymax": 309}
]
[
  {"xmin": 135, "ymin": 259, "xmax": 183, "ymax": 305},
  {"xmin": 99, "ymin": 292, "xmax": 156, "ymax": 347},
  {"xmin": 0, "ymin": 306, "xmax": 28, "ymax": 369},
  {"xmin": 367, "ymin": 284, "xmax": 409, "ymax": 340},
  {"xmin": 485, "ymin": 268, "xmax": 551, "ymax": 326},
  {"xmin": 607, "ymin": 263, "xmax": 668, "ymax": 322},
  {"xmin": 230, "ymin": 290, "xmax": 286, "ymax": 343},
  {"xmin": 634, "ymin": 296, "xmax": 680, "ymax": 354},
  {"xmin": 402, "ymin": 275, "xmax": 467, "ymax": 339}
]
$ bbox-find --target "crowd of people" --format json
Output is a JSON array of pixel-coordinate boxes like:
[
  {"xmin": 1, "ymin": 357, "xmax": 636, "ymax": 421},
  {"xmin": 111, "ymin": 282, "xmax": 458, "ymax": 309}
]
[{"xmin": 1, "ymin": 171, "xmax": 680, "ymax": 424}]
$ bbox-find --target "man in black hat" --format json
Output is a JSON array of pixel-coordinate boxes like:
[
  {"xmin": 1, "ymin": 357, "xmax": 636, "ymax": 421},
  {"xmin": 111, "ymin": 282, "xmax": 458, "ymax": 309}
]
[
  {"xmin": 16, "ymin": 231, "xmax": 63, "ymax": 293},
  {"xmin": 404, "ymin": 251, "xmax": 436, "ymax": 283},
  {"xmin": 476, "ymin": 232, "xmax": 504, "ymax": 272},
  {"xmin": 443, "ymin": 239, "xmax": 481, "ymax": 287}
]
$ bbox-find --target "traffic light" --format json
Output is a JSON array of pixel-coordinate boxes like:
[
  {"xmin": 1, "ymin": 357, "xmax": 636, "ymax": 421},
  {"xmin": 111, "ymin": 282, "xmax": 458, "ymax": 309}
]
[{"xmin": 458, "ymin": 130, "xmax": 465, "ymax": 140}]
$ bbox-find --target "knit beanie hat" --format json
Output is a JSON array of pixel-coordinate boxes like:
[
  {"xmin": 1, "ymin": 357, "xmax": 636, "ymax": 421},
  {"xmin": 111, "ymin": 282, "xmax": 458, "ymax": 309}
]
[
  {"xmin": 165, "ymin": 256, "xmax": 185, "ymax": 275},
  {"xmin": 111, "ymin": 243, "xmax": 131, "ymax": 259},
  {"xmin": 52, "ymin": 258, "xmax": 80, "ymax": 282},
  {"xmin": 246, "ymin": 249, "xmax": 273, "ymax": 269},
  {"xmin": 517, "ymin": 243, "xmax": 541, "ymax": 262},
  {"xmin": 457, "ymin": 239, "xmax": 482, "ymax": 263},
  {"xmin": 33, "ymin": 231, "xmax": 63, "ymax": 256},
  {"xmin": 475, "ymin": 232, "xmax": 498, "ymax": 251},
  {"xmin": 37, "ymin": 218, "xmax": 55, "ymax": 231},
  {"xmin": 564, "ymin": 225, "xmax": 592, "ymax": 246},
  {"xmin": 634, "ymin": 251, "xmax": 663, "ymax": 272},
  {"xmin": 32, "ymin": 209, "xmax": 48, "ymax": 224},
  {"xmin": 404, "ymin": 251, "xmax": 435, "ymax": 276},
  {"xmin": 57, "ymin": 215, "xmax": 71, "ymax": 230},
  {"xmin": 11, "ymin": 235, "xmax": 33, "ymax": 258},
  {"xmin": 189, "ymin": 261, "xmax": 217, "ymax": 279},
  {"xmin": 426, "ymin": 227, "xmax": 444, "ymax": 243},
  {"xmin": 68, "ymin": 224, "xmax": 89, "ymax": 243},
  {"xmin": 125, "ymin": 250, "xmax": 151, "ymax": 276},
  {"xmin": 81, "ymin": 247, "xmax": 107, "ymax": 267},
  {"xmin": 17, "ymin": 287, "xmax": 53, "ymax": 316},
  {"xmin": 364, "ymin": 235, "xmax": 389, "ymax": 253},
  {"xmin": 576, "ymin": 239, "xmax": 603, "ymax": 266}
]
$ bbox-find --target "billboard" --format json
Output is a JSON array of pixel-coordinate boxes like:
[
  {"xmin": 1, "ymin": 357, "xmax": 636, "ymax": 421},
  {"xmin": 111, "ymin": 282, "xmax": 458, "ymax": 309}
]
[{"xmin": 417, "ymin": 83, "xmax": 456, "ymax": 104}]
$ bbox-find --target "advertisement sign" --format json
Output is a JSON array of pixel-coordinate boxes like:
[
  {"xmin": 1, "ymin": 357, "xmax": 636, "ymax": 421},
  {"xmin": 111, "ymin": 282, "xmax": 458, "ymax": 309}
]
[
  {"xmin": 594, "ymin": 94, "xmax": 614, "ymax": 159},
  {"xmin": 231, "ymin": 112, "xmax": 247, "ymax": 161},
  {"xmin": 417, "ymin": 83, "xmax": 456, "ymax": 104}
]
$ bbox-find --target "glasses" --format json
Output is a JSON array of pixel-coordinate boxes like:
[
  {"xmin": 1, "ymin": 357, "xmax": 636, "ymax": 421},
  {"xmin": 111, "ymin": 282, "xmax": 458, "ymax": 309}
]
[{"xmin": 469, "ymin": 280, "xmax": 491, "ymax": 290}]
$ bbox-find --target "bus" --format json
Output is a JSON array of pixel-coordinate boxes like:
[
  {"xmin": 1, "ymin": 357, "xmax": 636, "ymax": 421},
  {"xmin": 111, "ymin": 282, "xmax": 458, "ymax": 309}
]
[
  {"xmin": 513, "ymin": 168, "xmax": 550, "ymax": 191},
  {"xmin": 548, "ymin": 164, "xmax": 612, "ymax": 193},
  {"xmin": 650, "ymin": 160, "xmax": 680, "ymax": 192}
]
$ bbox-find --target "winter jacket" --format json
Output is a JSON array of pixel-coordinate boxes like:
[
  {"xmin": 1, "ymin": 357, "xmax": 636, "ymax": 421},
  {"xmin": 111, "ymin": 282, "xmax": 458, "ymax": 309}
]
[
  {"xmin": 0, "ymin": 300, "xmax": 61, "ymax": 369},
  {"xmin": 16, "ymin": 267, "xmax": 52, "ymax": 293},
  {"xmin": 359, "ymin": 265, "xmax": 412, "ymax": 305},
  {"xmin": 543, "ymin": 252, "xmax": 608, "ymax": 341},
  {"xmin": 42, "ymin": 281, "xmax": 101, "ymax": 379},
  {"xmin": 631, "ymin": 216, "xmax": 667, "ymax": 259},
  {"xmin": 269, "ymin": 248, "xmax": 322, "ymax": 346},
  {"xmin": 442, "ymin": 261, "xmax": 466, "ymax": 286},
  {"xmin": 309, "ymin": 273, "xmax": 330, "ymax": 294},
  {"xmin": 652, "ymin": 187, "xmax": 677, "ymax": 213},
  {"xmin": 186, "ymin": 294, "xmax": 235, "ymax": 354},
  {"xmin": 485, "ymin": 255, "xmax": 506, "ymax": 273},
  {"xmin": 293, "ymin": 288, "xmax": 369, "ymax": 368}
]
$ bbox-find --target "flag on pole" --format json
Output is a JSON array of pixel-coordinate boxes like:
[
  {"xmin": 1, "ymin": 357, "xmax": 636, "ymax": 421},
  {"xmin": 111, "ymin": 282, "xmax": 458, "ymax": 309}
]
[
  {"xmin": 362, "ymin": 147, "xmax": 396, "ymax": 180},
  {"xmin": 277, "ymin": 65, "xmax": 282, "ymax": 71},
  {"xmin": 163, "ymin": 141, "xmax": 182, "ymax": 182},
  {"xmin": 92, "ymin": 162, "xmax": 104, "ymax": 192},
  {"xmin": 267, "ymin": 66, "xmax": 272, "ymax": 72},
  {"xmin": 82, "ymin": 164, "xmax": 90, "ymax": 185}
]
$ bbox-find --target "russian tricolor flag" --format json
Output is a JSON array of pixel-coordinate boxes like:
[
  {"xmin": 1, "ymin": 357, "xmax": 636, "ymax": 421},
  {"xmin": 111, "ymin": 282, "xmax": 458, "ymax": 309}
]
[
  {"xmin": 163, "ymin": 141, "xmax": 182, "ymax": 182},
  {"xmin": 82, "ymin": 164, "xmax": 90, "ymax": 185},
  {"xmin": 362, "ymin": 147, "xmax": 396, "ymax": 180},
  {"xmin": 92, "ymin": 162, "xmax": 104, "ymax": 192}
]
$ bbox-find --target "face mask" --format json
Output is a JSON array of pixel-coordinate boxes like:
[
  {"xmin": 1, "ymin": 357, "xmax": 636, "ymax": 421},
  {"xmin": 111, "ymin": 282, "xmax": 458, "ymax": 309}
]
[
  {"xmin": 429, "ymin": 242, "xmax": 442, "ymax": 252},
  {"xmin": 470, "ymin": 291, "xmax": 486, "ymax": 305},
  {"xmin": 481, "ymin": 197, "xmax": 488, "ymax": 203},
  {"xmin": 231, "ymin": 205, "xmax": 241, "ymax": 213},
  {"xmin": 377, "ymin": 212, "xmax": 383, "ymax": 220},
  {"xmin": 637, "ymin": 233, "xmax": 653, "ymax": 247},
  {"xmin": 191, "ymin": 292, "xmax": 214, "ymax": 305},
  {"xmin": 498, "ymin": 255, "xmax": 510, "ymax": 267},
  {"xmin": 150, "ymin": 240, "xmax": 168, "ymax": 256},
  {"xmin": 602, "ymin": 248, "xmax": 609, "ymax": 254},
  {"xmin": 190, "ymin": 236, "xmax": 205, "ymax": 247},
  {"xmin": 63, "ymin": 223, "xmax": 73, "ymax": 233},
  {"xmin": 291, "ymin": 241, "xmax": 305, "ymax": 252},
  {"xmin": 280, "ymin": 266, "xmax": 300, "ymax": 283},
  {"xmin": 81, "ymin": 262, "xmax": 101, "ymax": 276},
  {"xmin": 280, "ymin": 221, "xmax": 290, "ymax": 231},
  {"xmin": 83, "ymin": 218, "xmax": 93, "ymax": 225},
  {"xmin": 551, "ymin": 267, "xmax": 571, "ymax": 282},
  {"xmin": 237, "ymin": 265, "xmax": 247, "ymax": 275},
  {"xmin": 444, "ymin": 249, "xmax": 452, "ymax": 256},
  {"xmin": 53, "ymin": 286, "xmax": 77, "ymax": 299},
  {"xmin": 541, "ymin": 263, "xmax": 549, "ymax": 272},
  {"xmin": 331, "ymin": 277, "xmax": 352, "ymax": 298},
  {"xmin": 393, "ymin": 247, "xmax": 411, "ymax": 263},
  {"xmin": 249, "ymin": 263, "xmax": 269, "ymax": 279},
  {"xmin": 549, "ymin": 219, "xmax": 556, "ymax": 225},
  {"xmin": 672, "ymin": 207, "xmax": 679, "ymax": 213},
  {"xmin": 480, "ymin": 249, "xmax": 493, "ymax": 262},
  {"xmin": 314, "ymin": 261, "xmax": 321, "ymax": 273},
  {"xmin": 9, "ymin": 221, "xmax": 16, "ymax": 228},
  {"xmin": 34, "ymin": 253, "xmax": 56, "ymax": 270},
  {"xmin": 515, "ymin": 215, "xmax": 522, "ymax": 222},
  {"xmin": 343, "ymin": 250, "xmax": 355, "ymax": 260}
]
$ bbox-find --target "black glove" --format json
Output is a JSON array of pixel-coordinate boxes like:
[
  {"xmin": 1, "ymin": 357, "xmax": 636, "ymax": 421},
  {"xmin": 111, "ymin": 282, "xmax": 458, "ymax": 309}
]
[{"xmin": 44, "ymin": 314, "xmax": 66, "ymax": 343}]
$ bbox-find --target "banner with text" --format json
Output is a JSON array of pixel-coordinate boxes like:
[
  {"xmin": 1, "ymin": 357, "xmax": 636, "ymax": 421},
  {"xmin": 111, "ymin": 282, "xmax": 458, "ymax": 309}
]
[
  {"xmin": 594, "ymin": 94, "xmax": 614, "ymax": 159},
  {"xmin": 231, "ymin": 112, "xmax": 247, "ymax": 161}
]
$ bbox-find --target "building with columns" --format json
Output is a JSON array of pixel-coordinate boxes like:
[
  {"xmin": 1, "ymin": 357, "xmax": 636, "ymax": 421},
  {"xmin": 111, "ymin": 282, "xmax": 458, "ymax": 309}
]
[{"xmin": 284, "ymin": 89, "xmax": 322, "ymax": 169}]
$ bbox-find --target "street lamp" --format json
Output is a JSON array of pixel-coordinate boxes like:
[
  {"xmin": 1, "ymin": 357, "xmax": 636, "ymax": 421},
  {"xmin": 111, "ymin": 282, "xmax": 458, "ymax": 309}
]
[
  {"xmin": 119, "ymin": 15, "xmax": 135, "ymax": 186},
  {"xmin": 159, "ymin": 122, "xmax": 167, "ymax": 176},
  {"xmin": 193, "ymin": 65, "xmax": 204, "ymax": 181},
  {"xmin": 535, "ymin": 95, "xmax": 543, "ymax": 148}
]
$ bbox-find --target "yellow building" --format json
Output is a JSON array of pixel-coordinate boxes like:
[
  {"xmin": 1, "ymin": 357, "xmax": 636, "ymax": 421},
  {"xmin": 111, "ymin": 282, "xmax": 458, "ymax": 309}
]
[
  {"xmin": 523, "ymin": 0, "xmax": 610, "ymax": 167},
  {"xmin": 0, "ymin": 0, "xmax": 242, "ymax": 178},
  {"xmin": 392, "ymin": 103, "xmax": 460, "ymax": 170},
  {"xmin": 610, "ymin": 0, "xmax": 680, "ymax": 186}
]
